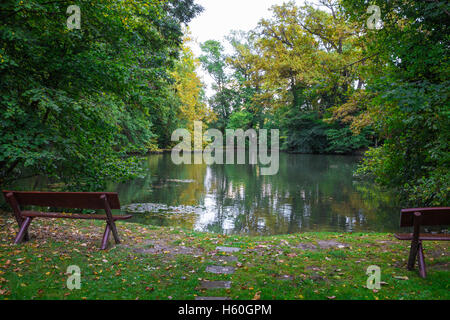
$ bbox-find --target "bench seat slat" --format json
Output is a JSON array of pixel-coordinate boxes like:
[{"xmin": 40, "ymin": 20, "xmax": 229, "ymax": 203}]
[
  {"xmin": 394, "ymin": 233, "xmax": 450, "ymax": 241},
  {"xmin": 2, "ymin": 191, "xmax": 121, "ymax": 210},
  {"xmin": 400, "ymin": 207, "xmax": 450, "ymax": 227},
  {"xmin": 21, "ymin": 211, "xmax": 132, "ymax": 221}
]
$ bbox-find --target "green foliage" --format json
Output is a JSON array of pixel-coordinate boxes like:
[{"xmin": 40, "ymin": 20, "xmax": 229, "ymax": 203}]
[
  {"xmin": 226, "ymin": 111, "xmax": 254, "ymax": 130},
  {"xmin": 199, "ymin": 40, "xmax": 228, "ymax": 88},
  {"xmin": 326, "ymin": 127, "xmax": 372, "ymax": 154},
  {"xmin": 0, "ymin": 0, "xmax": 203, "ymax": 189},
  {"xmin": 343, "ymin": 0, "xmax": 450, "ymax": 206},
  {"xmin": 199, "ymin": 40, "xmax": 236, "ymax": 131},
  {"xmin": 282, "ymin": 112, "xmax": 329, "ymax": 154}
]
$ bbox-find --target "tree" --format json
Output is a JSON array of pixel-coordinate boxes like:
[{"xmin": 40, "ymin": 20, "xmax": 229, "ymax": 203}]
[
  {"xmin": 199, "ymin": 1, "xmax": 373, "ymax": 154},
  {"xmin": 342, "ymin": 0, "xmax": 449, "ymax": 205},
  {"xmin": 244, "ymin": 1, "xmax": 372, "ymax": 153},
  {"xmin": 253, "ymin": 1, "xmax": 364, "ymax": 112},
  {"xmin": 199, "ymin": 40, "xmax": 234, "ymax": 131},
  {"xmin": 172, "ymin": 34, "xmax": 213, "ymax": 136},
  {"xmin": 226, "ymin": 31, "xmax": 266, "ymax": 129},
  {"xmin": 0, "ymin": 0, "xmax": 203, "ymax": 189}
]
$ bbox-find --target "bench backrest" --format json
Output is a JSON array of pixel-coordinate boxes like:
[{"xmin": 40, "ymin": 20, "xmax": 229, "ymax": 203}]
[
  {"xmin": 2, "ymin": 191, "xmax": 121, "ymax": 210},
  {"xmin": 400, "ymin": 207, "xmax": 450, "ymax": 227}
]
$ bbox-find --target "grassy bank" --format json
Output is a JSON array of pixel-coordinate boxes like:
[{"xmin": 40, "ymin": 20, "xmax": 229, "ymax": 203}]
[{"xmin": 0, "ymin": 215, "xmax": 448, "ymax": 300}]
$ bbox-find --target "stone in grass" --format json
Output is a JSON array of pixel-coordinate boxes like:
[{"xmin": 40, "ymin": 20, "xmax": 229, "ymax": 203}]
[
  {"xmin": 316, "ymin": 240, "xmax": 349, "ymax": 249},
  {"xmin": 216, "ymin": 246, "xmax": 241, "ymax": 253},
  {"xmin": 195, "ymin": 296, "xmax": 231, "ymax": 301},
  {"xmin": 295, "ymin": 240, "xmax": 349, "ymax": 250},
  {"xmin": 206, "ymin": 266, "xmax": 235, "ymax": 274},
  {"xmin": 214, "ymin": 255, "xmax": 239, "ymax": 263},
  {"xmin": 277, "ymin": 275, "xmax": 294, "ymax": 281},
  {"xmin": 295, "ymin": 243, "xmax": 318, "ymax": 251},
  {"xmin": 198, "ymin": 281, "xmax": 232, "ymax": 290}
]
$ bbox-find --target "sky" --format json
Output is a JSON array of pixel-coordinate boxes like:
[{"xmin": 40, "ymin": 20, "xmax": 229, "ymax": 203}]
[{"xmin": 186, "ymin": 0, "xmax": 306, "ymax": 96}]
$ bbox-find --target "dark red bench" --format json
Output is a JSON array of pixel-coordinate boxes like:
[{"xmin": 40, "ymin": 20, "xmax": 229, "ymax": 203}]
[
  {"xmin": 2, "ymin": 191, "xmax": 132, "ymax": 250},
  {"xmin": 394, "ymin": 207, "xmax": 450, "ymax": 278}
]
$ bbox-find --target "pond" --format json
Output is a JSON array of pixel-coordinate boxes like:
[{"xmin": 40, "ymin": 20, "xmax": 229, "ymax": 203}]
[
  {"xmin": 5, "ymin": 153, "xmax": 402, "ymax": 235},
  {"xmin": 113, "ymin": 153, "xmax": 401, "ymax": 235}
]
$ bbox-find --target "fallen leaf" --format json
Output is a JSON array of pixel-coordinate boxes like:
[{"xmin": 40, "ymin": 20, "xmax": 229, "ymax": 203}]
[{"xmin": 252, "ymin": 291, "xmax": 261, "ymax": 300}]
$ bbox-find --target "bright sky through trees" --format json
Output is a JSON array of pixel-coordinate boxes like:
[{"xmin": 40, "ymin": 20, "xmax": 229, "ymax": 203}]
[{"xmin": 188, "ymin": 0, "xmax": 306, "ymax": 95}]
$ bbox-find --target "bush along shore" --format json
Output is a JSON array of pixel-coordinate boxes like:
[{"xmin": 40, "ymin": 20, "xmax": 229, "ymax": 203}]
[{"xmin": 0, "ymin": 215, "xmax": 448, "ymax": 300}]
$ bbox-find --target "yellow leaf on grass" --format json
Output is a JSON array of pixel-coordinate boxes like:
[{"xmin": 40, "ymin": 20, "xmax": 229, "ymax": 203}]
[{"xmin": 252, "ymin": 291, "xmax": 261, "ymax": 300}]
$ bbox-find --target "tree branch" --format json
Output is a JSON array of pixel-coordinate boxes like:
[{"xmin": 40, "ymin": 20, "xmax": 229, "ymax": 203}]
[{"xmin": 328, "ymin": 54, "xmax": 379, "ymax": 73}]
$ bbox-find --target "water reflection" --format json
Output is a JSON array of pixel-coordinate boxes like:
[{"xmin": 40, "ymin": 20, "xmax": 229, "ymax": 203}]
[{"xmin": 111, "ymin": 153, "xmax": 401, "ymax": 235}]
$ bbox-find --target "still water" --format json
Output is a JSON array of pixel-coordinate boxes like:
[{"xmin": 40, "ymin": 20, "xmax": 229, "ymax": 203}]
[
  {"xmin": 6, "ymin": 153, "xmax": 402, "ymax": 235},
  {"xmin": 110, "ymin": 153, "xmax": 401, "ymax": 235}
]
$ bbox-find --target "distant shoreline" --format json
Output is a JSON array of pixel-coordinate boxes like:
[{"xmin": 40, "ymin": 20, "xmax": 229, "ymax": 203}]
[{"xmin": 142, "ymin": 148, "xmax": 367, "ymax": 156}]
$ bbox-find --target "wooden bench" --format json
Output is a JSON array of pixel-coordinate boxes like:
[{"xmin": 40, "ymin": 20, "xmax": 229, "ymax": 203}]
[
  {"xmin": 2, "ymin": 191, "xmax": 132, "ymax": 250},
  {"xmin": 394, "ymin": 207, "xmax": 450, "ymax": 278}
]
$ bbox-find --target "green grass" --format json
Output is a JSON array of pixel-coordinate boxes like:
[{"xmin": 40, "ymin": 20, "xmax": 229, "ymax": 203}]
[{"xmin": 0, "ymin": 216, "xmax": 448, "ymax": 300}]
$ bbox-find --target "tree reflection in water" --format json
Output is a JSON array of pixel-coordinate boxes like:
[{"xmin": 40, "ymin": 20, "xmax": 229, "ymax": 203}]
[
  {"xmin": 113, "ymin": 153, "xmax": 401, "ymax": 235},
  {"xmin": 9, "ymin": 153, "xmax": 400, "ymax": 235}
]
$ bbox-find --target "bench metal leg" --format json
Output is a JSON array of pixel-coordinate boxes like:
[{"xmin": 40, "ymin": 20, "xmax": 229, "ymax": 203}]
[
  {"xmin": 100, "ymin": 194, "xmax": 120, "ymax": 245},
  {"xmin": 407, "ymin": 240, "xmax": 419, "ymax": 270},
  {"xmin": 417, "ymin": 241, "xmax": 427, "ymax": 278},
  {"xmin": 15, "ymin": 218, "xmax": 30, "ymax": 242},
  {"xmin": 101, "ymin": 224, "xmax": 111, "ymax": 250},
  {"xmin": 110, "ymin": 221, "xmax": 120, "ymax": 245},
  {"xmin": 14, "ymin": 217, "xmax": 32, "ymax": 244}
]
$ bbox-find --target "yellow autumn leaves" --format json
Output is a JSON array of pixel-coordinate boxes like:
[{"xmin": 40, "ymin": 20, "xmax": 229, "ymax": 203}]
[{"xmin": 172, "ymin": 34, "xmax": 216, "ymax": 136}]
